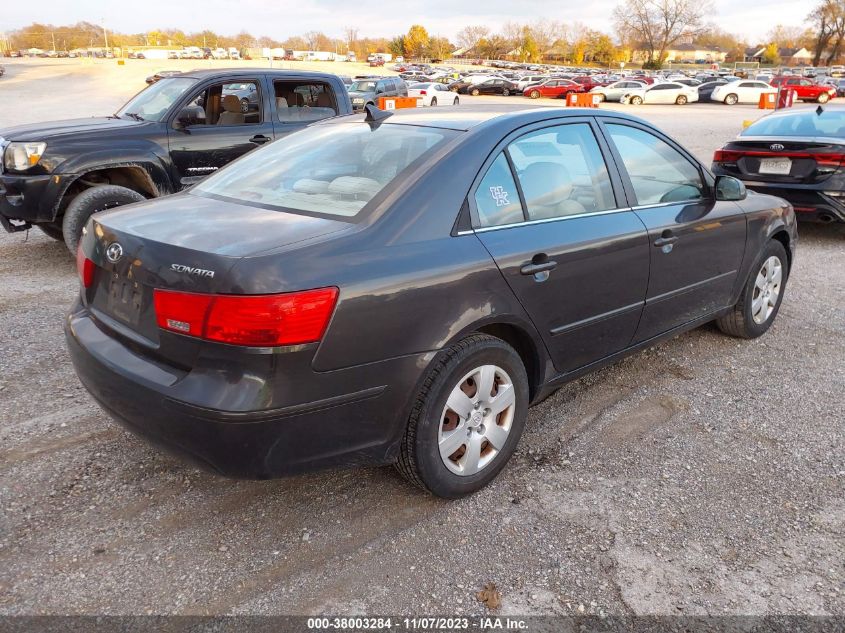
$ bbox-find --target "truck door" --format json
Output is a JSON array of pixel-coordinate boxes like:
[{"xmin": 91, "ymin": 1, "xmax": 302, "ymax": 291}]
[
  {"xmin": 167, "ymin": 76, "xmax": 275, "ymax": 188},
  {"xmin": 270, "ymin": 78, "xmax": 341, "ymax": 140}
]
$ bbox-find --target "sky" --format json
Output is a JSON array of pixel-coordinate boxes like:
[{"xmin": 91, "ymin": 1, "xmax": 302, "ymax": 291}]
[{"xmin": 1, "ymin": 0, "xmax": 812, "ymax": 45}]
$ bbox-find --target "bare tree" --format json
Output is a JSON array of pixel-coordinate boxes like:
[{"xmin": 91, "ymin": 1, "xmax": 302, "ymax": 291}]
[
  {"xmin": 455, "ymin": 25, "xmax": 490, "ymax": 50},
  {"xmin": 613, "ymin": 0, "xmax": 711, "ymax": 68},
  {"xmin": 344, "ymin": 26, "xmax": 359, "ymax": 50},
  {"xmin": 808, "ymin": 0, "xmax": 845, "ymax": 65}
]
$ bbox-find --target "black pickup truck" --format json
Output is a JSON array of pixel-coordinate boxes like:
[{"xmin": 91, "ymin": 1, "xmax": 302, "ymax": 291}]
[{"xmin": 0, "ymin": 69, "xmax": 353, "ymax": 252}]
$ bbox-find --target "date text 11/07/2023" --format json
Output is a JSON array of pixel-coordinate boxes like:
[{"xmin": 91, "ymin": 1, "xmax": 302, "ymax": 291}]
[{"xmin": 306, "ymin": 617, "xmax": 529, "ymax": 630}]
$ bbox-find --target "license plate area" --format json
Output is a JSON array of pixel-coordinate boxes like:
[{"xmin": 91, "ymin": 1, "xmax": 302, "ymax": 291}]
[
  {"xmin": 758, "ymin": 158, "xmax": 792, "ymax": 175},
  {"xmin": 106, "ymin": 272, "xmax": 143, "ymax": 326}
]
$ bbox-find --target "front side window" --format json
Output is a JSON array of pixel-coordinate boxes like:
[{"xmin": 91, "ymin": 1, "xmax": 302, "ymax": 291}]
[
  {"xmin": 508, "ymin": 124, "xmax": 616, "ymax": 219},
  {"xmin": 606, "ymin": 124, "xmax": 705, "ymax": 205},
  {"xmin": 473, "ymin": 153, "xmax": 524, "ymax": 227},
  {"xmin": 181, "ymin": 80, "xmax": 262, "ymax": 126},
  {"xmin": 193, "ymin": 122, "xmax": 456, "ymax": 219}
]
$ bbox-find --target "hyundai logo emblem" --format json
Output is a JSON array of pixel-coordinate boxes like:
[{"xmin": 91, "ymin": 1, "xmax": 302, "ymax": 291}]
[
  {"xmin": 105, "ymin": 242, "xmax": 123, "ymax": 264},
  {"xmin": 769, "ymin": 143, "xmax": 785, "ymax": 151}
]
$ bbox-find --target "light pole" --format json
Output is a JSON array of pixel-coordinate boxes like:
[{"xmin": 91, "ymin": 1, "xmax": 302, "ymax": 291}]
[{"xmin": 102, "ymin": 21, "xmax": 109, "ymax": 52}]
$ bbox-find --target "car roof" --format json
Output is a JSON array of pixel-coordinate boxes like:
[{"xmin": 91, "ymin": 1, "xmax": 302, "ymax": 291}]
[
  {"xmin": 328, "ymin": 104, "xmax": 652, "ymax": 132},
  {"xmin": 173, "ymin": 68, "xmax": 344, "ymax": 80}
]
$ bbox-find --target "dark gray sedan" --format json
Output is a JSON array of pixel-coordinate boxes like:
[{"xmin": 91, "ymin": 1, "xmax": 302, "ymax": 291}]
[{"xmin": 67, "ymin": 106, "xmax": 797, "ymax": 498}]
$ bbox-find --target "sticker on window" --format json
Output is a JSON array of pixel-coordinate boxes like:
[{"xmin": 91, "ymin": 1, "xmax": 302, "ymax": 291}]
[{"xmin": 489, "ymin": 185, "xmax": 510, "ymax": 207}]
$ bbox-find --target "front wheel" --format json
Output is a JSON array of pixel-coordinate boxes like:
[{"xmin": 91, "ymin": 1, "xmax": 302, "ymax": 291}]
[
  {"xmin": 240, "ymin": 98, "xmax": 249, "ymax": 113},
  {"xmin": 717, "ymin": 240, "xmax": 789, "ymax": 339},
  {"xmin": 818, "ymin": 92, "xmax": 831, "ymax": 103},
  {"xmin": 529, "ymin": 90, "xmax": 540, "ymax": 99},
  {"xmin": 630, "ymin": 95, "xmax": 643, "ymax": 105},
  {"xmin": 430, "ymin": 97, "xmax": 437, "ymax": 106},
  {"xmin": 594, "ymin": 93, "xmax": 606, "ymax": 102},
  {"xmin": 453, "ymin": 96, "xmax": 460, "ymax": 105},
  {"xmin": 502, "ymin": 88, "xmax": 510, "ymax": 96},
  {"xmin": 62, "ymin": 185, "xmax": 146, "ymax": 254},
  {"xmin": 470, "ymin": 89, "xmax": 480, "ymax": 96},
  {"xmin": 676, "ymin": 95, "xmax": 688, "ymax": 105},
  {"xmin": 724, "ymin": 93, "xmax": 738, "ymax": 105},
  {"xmin": 396, "ymin": 334, "xmax": 529, "ymax": 498}
]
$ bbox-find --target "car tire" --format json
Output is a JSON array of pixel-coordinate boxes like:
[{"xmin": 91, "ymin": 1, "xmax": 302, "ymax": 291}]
[
  {"xmin": 676, "ymin": 95, "xmax": 688, "ymax": 105},
  {"xmin": 62, "ymin": 185, "xmax": 146, "ymax": 254},
  {"xmin": 724, "ymin": 94, "xmax": 738, "ymax": 105},
  {"xmin": 818, "ymin": 92, "xmax": 830, "ymax": 103},
  {"xmin": 529, "ymin": 90, "xmax": 540, "ymax": 99},
  {"xmin": 471, "ymin": 89, "xmax": 480, "ymax": 96},
  {"xmin": 453, "ymin": 96, "xmax": 460, "ymax": 105},
  {"xmin": 430, "ymin": 97, "xmax": 437, "ymax": 106},
  {"xmin": 396, "ymin": 333, "xmax": 529, "ymax": 499},
  {"xmin": 38, "ymin": 222, "xmax": 64, "ymax": 241},
  {"xmin": 630, "ymin": 96, "xmax": 643, "ymax": 105},
  {"xmin": 240, "ymin": 98, "xmax": 249, "ymax": 113},
  {"xmin": 595, "ymin": 93, "xmax": 606, "ymax": 102},
  {"xmin": 717, "ymin": 240, "xmax": 789, "ymax": 339},
  {"xmin": 502, "ymin": 89, "xmax": 510, "ymax": 96}
]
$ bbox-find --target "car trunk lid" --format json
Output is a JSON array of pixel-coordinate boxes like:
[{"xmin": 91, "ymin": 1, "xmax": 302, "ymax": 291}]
[{"xmin": 714, "ymin": 139, "xmax": 845, "ymax": 183}]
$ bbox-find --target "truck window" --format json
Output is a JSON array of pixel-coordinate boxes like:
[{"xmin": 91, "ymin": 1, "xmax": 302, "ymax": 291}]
[
  {"xmin": 182, "ymin": 80, "xmax": 263, "ymax": 126},
  {"xmin": 273, "ymin": 80, "xmax": 338, "ymax": 123}
]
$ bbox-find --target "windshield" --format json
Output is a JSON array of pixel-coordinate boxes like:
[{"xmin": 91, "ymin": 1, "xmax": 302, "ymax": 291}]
[
  {"xmin": 116, "ymin": 77, "xmax": 197, "ymax": 122},
  {"xmin": 350, "ymin": 81, "xmax": 376, "ymax": 92},
  {"xmin": 192, "ymin": 122, "xmax": 459, "ymax": 219},
  {"xmin": 743, "ymin": 110, "xmax": 845, "ymax": 138}
]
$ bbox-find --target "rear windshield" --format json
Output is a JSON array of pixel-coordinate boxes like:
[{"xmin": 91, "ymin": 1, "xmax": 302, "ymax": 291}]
[
  {"xmin": 743, "ymin": 110, "xmax": 845, "ymax": 137},
  {"xmin": 192, "ymin": 122, "xmax": 458, "ymax": 219}
]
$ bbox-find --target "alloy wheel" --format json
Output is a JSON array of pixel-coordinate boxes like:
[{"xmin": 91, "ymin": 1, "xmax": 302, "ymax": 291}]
[
  {"xmin": 752, "ymin": 256, "xmax": 782, "ymax": 325},
  {"xmin": 438, "ymin": 365, "xmax": 516, "ymax": 476}
]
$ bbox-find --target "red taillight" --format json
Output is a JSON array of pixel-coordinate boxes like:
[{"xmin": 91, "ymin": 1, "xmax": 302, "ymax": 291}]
[
  {"xmin": 76, "ymin": 244, "xmax": 94, "ymax": 288},
  {"xmin": 153, "ymin": 287, "xmax": 338, "ymax": 347},
  {"xmin": 713, "ymin": 148, "xmax": 845, "ymax": 169},
  {"xmin": 713, "ymin": 149, "xmax": 742, "ymax": 163},
  {"xmin": 419, "ymin": 90, "xmax": 427, "ymax": 95}
]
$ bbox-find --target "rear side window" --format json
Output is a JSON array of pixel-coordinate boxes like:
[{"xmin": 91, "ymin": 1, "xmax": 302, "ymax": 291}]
[
  {"xmin": 474, "ymin": 153, "xmax": 524, "ymax": 227},
  {"xmin": 508, "ymin": 124, "xmax": 616, "ymax": 219},
  {"xmin": 606, "ymin": 124, "xmax": 704, "ymax": 206},
  {"xmin": 274, "ymin": 80, "xmax": 337, "ymax": 123}
]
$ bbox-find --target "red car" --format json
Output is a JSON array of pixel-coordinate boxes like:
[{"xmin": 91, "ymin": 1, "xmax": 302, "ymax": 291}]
[
  {"xmin": 770, "ymin": 76, "xmax": 836, "ymax": 103},
  {"xmin": 523, "ymin": 79, "xmax": 584, "ymax": 99},
  {"xmin": 570, "ymin": 76, "xmax": 610, "ymax": 92},
  {"xmin": 631, "ymin": 75, "xmax": 656, "ymax": 85}
]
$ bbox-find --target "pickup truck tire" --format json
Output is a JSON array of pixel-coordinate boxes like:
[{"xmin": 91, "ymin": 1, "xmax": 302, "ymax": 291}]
[
  {"xmin": 62, "ymin": 185, "xmax": 146, "ymax": 254},
  {"xmin": 38, "ymin": 222, "xmax": 64, "ymax": 241}
]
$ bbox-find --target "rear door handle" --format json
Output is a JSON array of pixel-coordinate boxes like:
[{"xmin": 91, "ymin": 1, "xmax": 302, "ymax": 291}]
[
  {"xmin": 520, "ymin": 260, "xmax": 558, "ymax": 275},
  {"xmin": 250, "ymin": 134, "xmax": 272, "ymax": 145},
  {"xmin": 653, "ymin": 236, "xmax": 678, "ymax": 247}
]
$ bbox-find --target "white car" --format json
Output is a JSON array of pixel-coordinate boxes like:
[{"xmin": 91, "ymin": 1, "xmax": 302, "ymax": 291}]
[
  {"xmin": 711, "ymin": 80, "xmax": 774, "ymax": 105},
  {"xmin": 516, "ymin": 74, "xmax": 548, "ymax": 91},
  {"xmin": 591, "ymin": 80, "xmax": 647, "ymax": 102},
  {"xmin": 623, "ymin": 82, "xmax": 699, "ymax": 105},
  {"xmin": 407, "ymin": 82, "xmax": 461, "ymax": 106}
]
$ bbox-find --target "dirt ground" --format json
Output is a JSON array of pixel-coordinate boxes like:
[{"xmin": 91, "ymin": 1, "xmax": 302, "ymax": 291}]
[{"xmin": 0, "ymin": 58, "xmax": 843, "ymax": 618}]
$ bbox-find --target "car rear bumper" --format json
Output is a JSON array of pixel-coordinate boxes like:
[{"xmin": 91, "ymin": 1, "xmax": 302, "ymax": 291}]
[
  {"xmin": 65, "ymin": 302, "xmax": 430, "ymax": 478},
  {"xmin": 742, "ymin": 182, "xmax": 845, "ymax": 223}
]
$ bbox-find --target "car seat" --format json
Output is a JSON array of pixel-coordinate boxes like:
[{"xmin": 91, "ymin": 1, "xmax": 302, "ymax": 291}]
[{"xmin": 218, "ymin": 95, "xmax": 245, "ymax": 125}]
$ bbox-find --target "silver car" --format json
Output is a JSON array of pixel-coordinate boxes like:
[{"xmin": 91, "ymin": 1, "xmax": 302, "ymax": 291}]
[{"xmin": 590, "ymin": 80, "xmax": 646, "ymax": 102}]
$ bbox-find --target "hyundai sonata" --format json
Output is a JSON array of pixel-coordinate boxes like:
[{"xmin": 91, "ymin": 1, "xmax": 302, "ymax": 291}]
[{"xmin": 67, "ymin": 106, "xmax": 797, "ymax": 498}]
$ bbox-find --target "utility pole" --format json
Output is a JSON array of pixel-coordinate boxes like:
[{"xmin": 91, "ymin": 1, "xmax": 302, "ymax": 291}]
[
  {"xmin": 102, "ymin": 22, "xmax": 109, "ymax": 51},
  {"xmin": 51, "ymin": 31, "xmax": 56, "ymax": 52}
]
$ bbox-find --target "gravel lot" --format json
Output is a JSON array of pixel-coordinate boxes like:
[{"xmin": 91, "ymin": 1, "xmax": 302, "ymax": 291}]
[{"xmin": 0, "ymin": 59, "xmax": 843, "ymax": 617}]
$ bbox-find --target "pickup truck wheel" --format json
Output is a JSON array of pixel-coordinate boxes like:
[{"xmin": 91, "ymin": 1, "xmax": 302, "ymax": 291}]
[
  {"xmin": 396, "ymin": 334, "xmax": 529, "ymax": 498},
  {"xmin": 62, "ymin": 185, "xmax": 146, "ymax": 254},
  {"xmin": 38, "ymin": 222, "xmax": 64, "ymax": 241},
  {"xmin": 717, "ymin": 240, "xmax": 789, "ymax": 339}
]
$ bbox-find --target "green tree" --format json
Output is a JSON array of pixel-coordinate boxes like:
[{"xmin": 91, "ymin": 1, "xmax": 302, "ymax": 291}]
[{"xmin": 762, "ymin": 42, "xmax": 781, "ymax": 65}]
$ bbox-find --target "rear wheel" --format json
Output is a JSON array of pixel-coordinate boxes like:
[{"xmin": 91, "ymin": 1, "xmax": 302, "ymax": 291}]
[
  {"xmin": 430, "ymin": 97, "xmax": 437, "ymax": 106},
  {"xmin": 595, "ymin": 93, "xmax": 606, "ymax": 102},
  {"xmin": 37, "ymin": 222, "xmax": 64, "ymax": 241},
  {"xmin": 717, "ymin": 240, "xmax": 789, "ymax": 339},
  {"xmin": 471, "ymin": 88, "xmax": 480, "ymax": 96},
  {"xmin": 630, "ymin": 95, "xmax": 643, "ymax": 105},
  {"xmin": 818, "ymin": 92, "xmax": 831, "ymax": 103},
  {"xmin": 724, "ymin": 93, "xmax": 738, "ymax": 105},
  {"xmin": 453, "ymin": 96, "xmax": 460, "ymax": 105},
  {"xmin": 396, "ymin": 334, "xmax": 529, "ymax": 498},
  {"xmin": 240, "ymin": 98, "xmax": 249, "ymax": 113},
  {"xmin": 676, "ymin": 94, "xmax": 688, "ymax": 105},
  {"xmin": 502, "ymin": 88, "xmax": 510, "ymax": 96},
  {"xmin": 61, "ymin": 185, "xmax": 146, "ymax": 254}
]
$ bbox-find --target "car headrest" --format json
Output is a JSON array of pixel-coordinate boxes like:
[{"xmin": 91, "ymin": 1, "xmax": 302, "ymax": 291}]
[
  {"xmin": 222, "ymin": 94, "xmax": 241, "ymax": 113},
  {"xmin": 520, "ymin": 161, "xmax": 574, "ymax": 204}
]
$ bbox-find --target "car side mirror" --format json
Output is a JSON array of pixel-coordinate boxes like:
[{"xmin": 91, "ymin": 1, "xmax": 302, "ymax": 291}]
[
  {"xmin": 174, "ymin": 106, "xmax": 200, "ymax": 129},
  {"xmin": 715, "ymin": 175, "xmax": 747, "ymax": 201}
]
